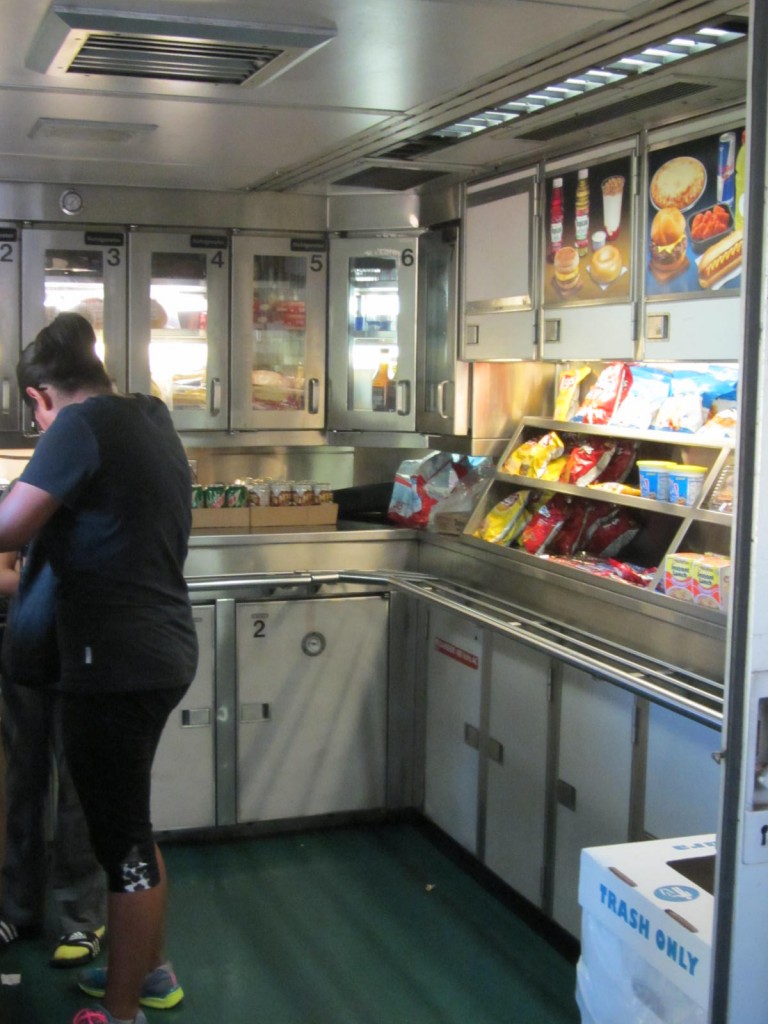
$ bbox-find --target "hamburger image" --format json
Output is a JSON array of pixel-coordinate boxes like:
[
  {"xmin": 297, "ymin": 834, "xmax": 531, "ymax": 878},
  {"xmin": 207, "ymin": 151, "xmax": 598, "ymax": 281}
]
[
  {"xmin": 553, "ymin": 246, "xmax": 581, "ymax": 294},
  {"xmin": 649, "ymin": 206, "xmax": 689, "ymax": 282}
]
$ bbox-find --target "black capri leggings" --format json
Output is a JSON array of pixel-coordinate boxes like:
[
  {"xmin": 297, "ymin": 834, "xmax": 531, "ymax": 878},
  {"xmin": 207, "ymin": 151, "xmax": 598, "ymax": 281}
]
[{"xmin": 59, "ymin": 686, "xmax": 187, "ymax": 893}]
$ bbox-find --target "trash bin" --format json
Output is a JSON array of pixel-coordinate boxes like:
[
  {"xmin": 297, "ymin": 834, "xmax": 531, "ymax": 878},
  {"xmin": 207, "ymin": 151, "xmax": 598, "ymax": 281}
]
[{"xmin": 576, "ymin": 834, "xmax": 715, "ymax": 1023}]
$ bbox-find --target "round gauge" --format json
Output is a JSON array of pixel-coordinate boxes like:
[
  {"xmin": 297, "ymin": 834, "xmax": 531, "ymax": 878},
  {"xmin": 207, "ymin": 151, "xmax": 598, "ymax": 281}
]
[
  {"xmin": 59, "ymin": 189, "xmax": 84, "ymax": 216},
  {"xmin": 301, "ymin": 631, "xmax": 326, "ymax": 657}
]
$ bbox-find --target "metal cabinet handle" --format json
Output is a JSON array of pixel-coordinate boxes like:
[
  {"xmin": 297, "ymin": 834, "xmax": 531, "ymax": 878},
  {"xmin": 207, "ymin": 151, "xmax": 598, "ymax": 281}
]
[
  {"xmin": 464, "ymin": 722, "xmax": 480, "ymax": 749},
  {"xmin": 308, "ymin": 377, "xmax": 320, "ymax": 414},
  {"xmin": 486, "ymin": 737, "xmax": 504, "ymax": 764},
  {"xmin": 0, "ymin": 379, "xmax": 10, "ymax": 415},
  {"xmin": 436, "ymin": 379, "xmax": 450, "ymax": 419},
  {"xmin": 396, "ymin": 379, "xmax": 411, "ymax": 416},
  {"xmin": 210, "ymin": 377, "xmax": 222, "ymax": 416}
]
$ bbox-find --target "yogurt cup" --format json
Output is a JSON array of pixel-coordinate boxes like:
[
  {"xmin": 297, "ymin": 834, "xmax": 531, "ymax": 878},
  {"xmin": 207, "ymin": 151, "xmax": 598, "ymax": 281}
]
[
  {"xmin": 668, "ymin": 465, "xmax": 708, "ymax": 507},
  {"xmin": 637, "ymin": 460, "xmax": 677, "ymax": 501}
]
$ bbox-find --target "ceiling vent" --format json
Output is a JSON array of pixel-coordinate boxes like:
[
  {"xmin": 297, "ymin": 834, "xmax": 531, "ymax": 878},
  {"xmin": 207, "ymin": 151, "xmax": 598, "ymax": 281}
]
[
  {"xmin": 332, "ymin": 164, "xmax": 451, "ymax": 192},
  {"xmin": 26, "ymin": 4, "xmax": 337, "ymax": 87}
]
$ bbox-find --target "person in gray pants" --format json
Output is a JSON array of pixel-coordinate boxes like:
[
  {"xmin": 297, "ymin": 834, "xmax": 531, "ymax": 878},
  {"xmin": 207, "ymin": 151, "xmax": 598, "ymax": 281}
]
[{"xmin": 0, "ymin": 544, "xmax": 106, "ymax": 966}]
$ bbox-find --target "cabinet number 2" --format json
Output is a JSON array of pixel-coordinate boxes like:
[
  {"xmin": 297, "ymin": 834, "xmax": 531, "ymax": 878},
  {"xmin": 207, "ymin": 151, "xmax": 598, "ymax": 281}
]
[{"xmin": 252, "ymin": 618, "xmax": 267, "ymax": 639}]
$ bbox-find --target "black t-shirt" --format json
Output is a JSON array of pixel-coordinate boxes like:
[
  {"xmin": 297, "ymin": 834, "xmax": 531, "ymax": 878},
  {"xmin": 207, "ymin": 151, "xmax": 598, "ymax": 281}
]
[{"xmin": 20, "ymin": 393, "xmax": 198, "ymax": 692}]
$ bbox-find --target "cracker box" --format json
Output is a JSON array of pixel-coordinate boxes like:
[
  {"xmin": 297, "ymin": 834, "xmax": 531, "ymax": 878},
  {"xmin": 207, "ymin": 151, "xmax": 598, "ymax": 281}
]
[
  {"xmin": 693, "ymin": 554, "xmax": 731, "ymax": 611},
  {"xmin": 578, "ymin": 834, "xmax": 715, "ymax": 1010},
  {"xmin": 663, "ymin": 552, "xmax": 703, "ymax": 604}
]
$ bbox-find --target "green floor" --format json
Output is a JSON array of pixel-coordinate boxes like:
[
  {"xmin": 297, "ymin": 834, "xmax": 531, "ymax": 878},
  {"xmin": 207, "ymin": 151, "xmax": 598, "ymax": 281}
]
[{"xmin": 0, "ymin": 820, "xmax": 579, "ymax": 1024}]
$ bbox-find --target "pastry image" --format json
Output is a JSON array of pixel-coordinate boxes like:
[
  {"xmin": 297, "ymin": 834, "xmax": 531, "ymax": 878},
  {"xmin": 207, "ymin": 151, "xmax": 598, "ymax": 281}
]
[
  {"xmin": 589, "ymin": 243, "xmax": 622, "ymax": 285},
  {"xmin": 553, "ymin": 246, "xmax": 582, "ymax": 294},
  {"xmin": 649, "ymin": 206, "xmax": 689, "ymax": 282},
  {"xmin": 650, "ymin": 156, "xmax": 707, "ymax": 211}
]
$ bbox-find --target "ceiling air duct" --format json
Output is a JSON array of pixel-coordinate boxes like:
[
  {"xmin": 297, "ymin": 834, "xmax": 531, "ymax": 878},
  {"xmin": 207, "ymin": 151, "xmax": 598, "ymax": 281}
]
[{"xmin": 26, "ymin": 3, "xmax": 337, "ymax": 87}]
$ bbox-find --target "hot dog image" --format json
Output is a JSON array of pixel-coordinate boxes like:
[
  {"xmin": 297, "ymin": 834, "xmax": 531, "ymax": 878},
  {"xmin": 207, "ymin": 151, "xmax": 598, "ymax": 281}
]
[{"xmin": 698, "ymin": 229, "xmax": 742, "ymax": 289}]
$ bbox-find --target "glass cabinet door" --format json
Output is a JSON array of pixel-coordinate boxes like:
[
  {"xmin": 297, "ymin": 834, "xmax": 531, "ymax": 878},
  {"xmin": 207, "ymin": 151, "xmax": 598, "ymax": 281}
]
[
  {"xmin": 128, "ymin": 230, "xmax": 229, "ymax": 431},
  {"xmin": 231, "ymin": 235, "xmax": 326, "ymax": 431},
  {"xmin": 0, "ymin": 225, "xmax": 21, "ymax": 433},
  {"xmin": 21, "ymin": 227, "xmax": 128, "ymax": 412},
  {"xmin": 328, "ymin": 238, "xmax": 417, "ymax": 432}
]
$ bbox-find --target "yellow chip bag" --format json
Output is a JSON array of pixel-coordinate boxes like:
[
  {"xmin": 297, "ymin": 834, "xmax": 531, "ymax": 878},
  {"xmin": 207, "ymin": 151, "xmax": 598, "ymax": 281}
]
[
  {"xmin": 502, "ymin": 432, "xmax": 564, "ymax": 478},
  {"xmin": 474, "ymin": 491, "xmax": 531, "ymax": 544},
  {"xmin": 554, "ymin": 365, "xmax": 591, "ymax": 421}
]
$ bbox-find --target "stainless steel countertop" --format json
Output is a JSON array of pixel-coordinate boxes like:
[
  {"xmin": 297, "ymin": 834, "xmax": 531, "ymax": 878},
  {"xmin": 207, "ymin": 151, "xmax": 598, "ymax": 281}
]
[{"xmin": 189, "ymin": 520, "xmax": 417, "ymax": 546}]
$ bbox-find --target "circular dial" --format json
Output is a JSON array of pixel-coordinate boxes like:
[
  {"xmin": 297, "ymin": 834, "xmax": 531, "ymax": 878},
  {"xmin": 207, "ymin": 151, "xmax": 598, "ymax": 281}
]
[{"xmin": 59, "ymin": 189, "xmax": 84, "ymax": 216}]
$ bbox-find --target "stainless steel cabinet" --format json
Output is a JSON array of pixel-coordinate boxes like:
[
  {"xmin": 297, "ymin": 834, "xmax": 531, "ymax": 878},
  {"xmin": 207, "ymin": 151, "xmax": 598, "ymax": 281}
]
[
  {"xmin": 151, "ymin": 604, "xmax": 216, "ymax": 831},
  {"xmin": 642, "ymin": 702, "xmax": 721, "ymax": 839},
  {"xmin": 327, "ymin": 236, "xmax": 418, "ymax": 431},
  {"xmin": 0, "ymin": 224, "xmax": 21, "ymax": 432},
  {"xmin": 235, "ymin": 595, "xmax": 388, "ymax": 822},
  {"xmin": 128, "ymin": 229, "xmax": 229, "ymax": 431},
  {"xmin": 230, "ymin": 234, "xmax": 326, "ymax": 431},
  {"xmin": 21, "ymin": 224, "xmax": 128, "ymax": 400},
  {"xmin": 484, "ymin": 634, "xmax": 550, "ymax": 908},
  {"xmin": 416, "ymin": 223, "xmax": 469, "ymax": 437},
  {"xmin": 463, "ymin": 170, "xmax": 537, "ymax": 361},
  {"xmin": 423, "ymin": 606, "xmax": 482, "ymax": 854},
  {"xmin": 550, "ymin": 664, "xmax": 635, "ymax": 937}
]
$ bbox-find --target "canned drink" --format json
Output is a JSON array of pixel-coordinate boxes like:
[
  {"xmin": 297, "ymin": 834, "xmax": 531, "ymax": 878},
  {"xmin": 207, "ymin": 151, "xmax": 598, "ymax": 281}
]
[
  {"xmin": 313, "ymin": 482, "xmax": 333, "ymax": 504},
  {"xmin": 717, "ymin": 131, "xmax": 737, "ymax": 205},
  {"xmin": 293, "ymin": 480, "xmax": 315, "ymax": 506},
  {"xmin": 204, "ymin": 483, "xmax": 226, "ymax": 509},
  {"xmin": 225, "ymin": 484, "xmax": 249, "ymax": 508},
  {"xmin": 191, "ymin": 484, "xmax": 205, "ymax": 509}
]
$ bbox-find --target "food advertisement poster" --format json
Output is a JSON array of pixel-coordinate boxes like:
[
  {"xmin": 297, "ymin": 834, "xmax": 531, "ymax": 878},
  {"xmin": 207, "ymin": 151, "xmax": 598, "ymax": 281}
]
[
  {"xmin": 543, "ymin": 155, "xmax": 632, "ymax": 308},
  {"xmin": 646, "ymin": 126, "xmax": 745, "ymax": 297}
]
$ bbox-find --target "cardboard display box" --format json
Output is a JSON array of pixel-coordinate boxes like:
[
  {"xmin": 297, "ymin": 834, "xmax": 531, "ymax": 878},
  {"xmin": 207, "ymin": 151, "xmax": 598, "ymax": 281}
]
[
  {"xmin": 191, "ymin": 507, "xmax": 250, "ymax": 529},
  {"xmin": 578, "ymin": 834, "xmax": 715, "ymax": 1013},
  {"xmin": 192, "ymin": 504, "xmax": 338, "ymax": 529},
  {"xmin": 249, "ymin": 503, "xmax": 338, "ymax": 528}
]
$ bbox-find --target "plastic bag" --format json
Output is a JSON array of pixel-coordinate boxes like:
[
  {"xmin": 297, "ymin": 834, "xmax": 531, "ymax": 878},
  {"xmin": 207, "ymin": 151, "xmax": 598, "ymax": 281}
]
[
  {"xmin": 388, "ymin": 453, "xmax": 491, "ymax": 528},
  {"xmin": 427, "ymin": 459, "xmax": 493, "ymax": 531}
]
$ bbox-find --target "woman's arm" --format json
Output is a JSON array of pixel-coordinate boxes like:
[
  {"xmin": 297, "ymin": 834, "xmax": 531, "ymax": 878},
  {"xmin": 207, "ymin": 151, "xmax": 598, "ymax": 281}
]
[{"xmin": 0, "ymin": 481, "xmax": 61, "ymax": 553}]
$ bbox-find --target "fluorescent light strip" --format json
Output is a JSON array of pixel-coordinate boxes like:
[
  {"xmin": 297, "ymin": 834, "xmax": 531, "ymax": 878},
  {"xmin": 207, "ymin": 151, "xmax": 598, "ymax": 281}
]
[{"xmin": 428, "ymin": 20, "xmax": 745, "ymax": 144}]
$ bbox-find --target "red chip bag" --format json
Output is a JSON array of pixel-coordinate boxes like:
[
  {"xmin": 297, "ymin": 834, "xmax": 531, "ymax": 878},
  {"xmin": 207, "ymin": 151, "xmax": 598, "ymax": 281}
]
[
  {"xmin": 596, "ymin": 440, "xmax": 637, "ymax": 484},
  {"xmin": 517, "ymin": 496, "xmax": 569, "ymax": 555},
  {"xmin": 585, "ymin": 508, "xmax": 639, "ymax": 558},
  {"xmin": 574, "ymin": 363, "xmax": 631, "ymax": 425},
  {"xmin": 579, "ymin": 501, "xmax": 616, "ymax": 547},
  {"xmin": 549, "ymin": 501, "xmax": 588, "ymax": 556},
  {"xmin": 560, "ymin": 440, "xmax": 615, "ymax": 486}
]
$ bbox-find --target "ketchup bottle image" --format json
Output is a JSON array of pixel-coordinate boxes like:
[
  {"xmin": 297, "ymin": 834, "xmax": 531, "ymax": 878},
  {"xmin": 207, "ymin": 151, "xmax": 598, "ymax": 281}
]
[{"xmin": 548, "ymin": 177, "xmax": 564, "ymax": 262}]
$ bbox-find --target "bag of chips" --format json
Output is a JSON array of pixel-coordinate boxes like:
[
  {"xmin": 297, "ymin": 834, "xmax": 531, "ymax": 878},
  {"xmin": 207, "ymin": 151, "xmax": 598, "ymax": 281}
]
[
  {"xmin": 573, "ymin": 363, "xmax": 631, "ymax": 425},
  {"xmin": 474, "ymin": 491, "xmax": 531, "ymax": 545},
  {"xmin": 502, "ymin": 432, "xmax": 565, "ymax": 478}
]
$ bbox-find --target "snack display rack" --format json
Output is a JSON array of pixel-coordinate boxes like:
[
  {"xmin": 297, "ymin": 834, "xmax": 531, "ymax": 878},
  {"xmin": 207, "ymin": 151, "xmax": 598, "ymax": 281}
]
[{"xmin": 462, "ymin": 416, "xmax": 733, "ymax": 615}]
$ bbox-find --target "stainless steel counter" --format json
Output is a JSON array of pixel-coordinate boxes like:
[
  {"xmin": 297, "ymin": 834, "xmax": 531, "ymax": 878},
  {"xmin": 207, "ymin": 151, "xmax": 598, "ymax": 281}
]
[{"xmin": 184, "ymin": 521, "xmax": 726, "ymax": 725}]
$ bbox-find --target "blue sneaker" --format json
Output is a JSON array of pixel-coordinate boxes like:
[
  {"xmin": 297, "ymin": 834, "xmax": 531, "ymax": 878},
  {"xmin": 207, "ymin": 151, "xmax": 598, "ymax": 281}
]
[{"xmin": 77, "ymin": 962, "xmax": 184, "ymax": 1010}]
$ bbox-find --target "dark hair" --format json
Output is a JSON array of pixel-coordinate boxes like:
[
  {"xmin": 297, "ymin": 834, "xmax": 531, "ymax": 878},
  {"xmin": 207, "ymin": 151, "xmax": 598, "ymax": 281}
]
[{"xmin": 17, "ymin": 312, "xmax": 113, "ymax": 407}]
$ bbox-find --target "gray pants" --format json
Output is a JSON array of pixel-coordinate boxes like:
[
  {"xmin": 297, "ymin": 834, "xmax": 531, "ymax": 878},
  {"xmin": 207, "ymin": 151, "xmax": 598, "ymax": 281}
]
[{"xmin": 0, "ymin": 678, "xmax": 106, "ymax": 934}]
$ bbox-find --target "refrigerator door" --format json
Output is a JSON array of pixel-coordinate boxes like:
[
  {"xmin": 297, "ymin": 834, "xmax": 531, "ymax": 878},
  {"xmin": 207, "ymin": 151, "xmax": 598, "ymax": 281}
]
[
  {"xmin": 128, "ymin": 229, "xmax": 230, "ymax": 431},
  {"xmin": 21, "ymin": 225, "xmax": 128, "ymax": 425},
  {"xmin": 328, "ymin": 237, "xmax": 418, "ymax": 432},
  {"xmin": 0, "ymin": 224, "xmax": 21, "ymax": 433},
  {"xmin": 230, "ymin": 234, "xmax": 326, "ymax": 430}
]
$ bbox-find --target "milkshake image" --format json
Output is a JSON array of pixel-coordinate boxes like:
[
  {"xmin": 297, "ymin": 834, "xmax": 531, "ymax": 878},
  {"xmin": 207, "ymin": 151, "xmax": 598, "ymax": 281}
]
[{"xmin": 601, "ymin": 175, "xmax": 625, "ymax": 240}]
